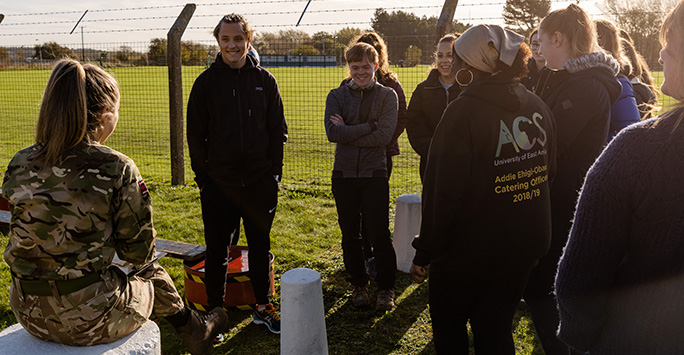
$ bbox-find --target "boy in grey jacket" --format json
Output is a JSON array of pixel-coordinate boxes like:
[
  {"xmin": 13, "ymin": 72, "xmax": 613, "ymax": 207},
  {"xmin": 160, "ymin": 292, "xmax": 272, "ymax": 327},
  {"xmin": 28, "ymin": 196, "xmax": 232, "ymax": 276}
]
[{"xmin": 324, "ymin": 42, "xmax": 398, "ymax": 310}]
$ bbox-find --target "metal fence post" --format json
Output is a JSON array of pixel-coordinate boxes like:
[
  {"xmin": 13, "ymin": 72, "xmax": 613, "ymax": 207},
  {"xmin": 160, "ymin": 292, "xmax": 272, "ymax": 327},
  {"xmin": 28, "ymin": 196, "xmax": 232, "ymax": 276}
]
[
  {"xmin": 437, "ymin": 0, "xmax": 459, "ymax": 41},
  {"xmin": 167, "ymin": 3, "xmax": 196, "ymax": 185}
]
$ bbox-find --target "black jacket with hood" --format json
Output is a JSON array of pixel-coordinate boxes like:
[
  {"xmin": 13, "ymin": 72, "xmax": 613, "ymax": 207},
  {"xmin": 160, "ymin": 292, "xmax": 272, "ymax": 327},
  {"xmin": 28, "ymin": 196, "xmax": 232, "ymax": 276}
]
[
  {"xmin": 406, "ymin": 69, "xmax": 461, "ymax": 179},
  {"xmin": 534, "ymin": 51, "xmax": 621, "ymax": 252},
  {"xmin": 187, "ymin": 53, "xmax": 288, "ymax": 188},
  {"xmin": 412, "ymin": 74, "xmax": 557, "ymax": 282}
]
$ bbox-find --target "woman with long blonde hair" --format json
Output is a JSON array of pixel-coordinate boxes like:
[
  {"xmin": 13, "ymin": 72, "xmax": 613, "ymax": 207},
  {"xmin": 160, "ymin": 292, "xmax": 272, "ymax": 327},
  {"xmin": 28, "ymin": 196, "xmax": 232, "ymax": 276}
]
[
  {"xmin": 3, "ymin": 59, "xmax": 226, "ymax": 354},
  {"xmin": 595, "ymin": 18, "xmax": 641, "ymax": 140},
  {"xmin": 523, "ymin": 4, "xmax": 623, "ymax": 354},
  {"xmin": 620, "ymin": 35, "xmax": 658, "ymax": 118}
]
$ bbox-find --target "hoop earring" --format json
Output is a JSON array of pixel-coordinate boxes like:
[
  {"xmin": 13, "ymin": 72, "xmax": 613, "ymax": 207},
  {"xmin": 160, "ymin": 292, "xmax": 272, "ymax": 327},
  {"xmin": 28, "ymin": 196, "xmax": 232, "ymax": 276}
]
[{"xmin": 455, "ymin": 68, "xmax": 474, "ymax": 86}]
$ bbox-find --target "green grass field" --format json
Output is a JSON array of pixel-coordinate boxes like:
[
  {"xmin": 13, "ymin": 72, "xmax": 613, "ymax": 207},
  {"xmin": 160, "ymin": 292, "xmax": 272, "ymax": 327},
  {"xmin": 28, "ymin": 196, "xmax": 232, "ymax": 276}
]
[
  {"xmin": 0, "ymin": 65, "xmax": 432, "ymax": 196},
  {"xmin": 0, "ymin": 65, "xmax": 675, "ymax": 354}
]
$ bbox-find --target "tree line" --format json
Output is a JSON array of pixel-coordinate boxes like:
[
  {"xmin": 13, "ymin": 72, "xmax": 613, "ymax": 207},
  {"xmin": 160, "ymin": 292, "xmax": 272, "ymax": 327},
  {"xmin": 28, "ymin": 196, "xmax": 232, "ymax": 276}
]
[{"xmin": 502, "ymin": 0, "xmax": 675, "ymax": 69}]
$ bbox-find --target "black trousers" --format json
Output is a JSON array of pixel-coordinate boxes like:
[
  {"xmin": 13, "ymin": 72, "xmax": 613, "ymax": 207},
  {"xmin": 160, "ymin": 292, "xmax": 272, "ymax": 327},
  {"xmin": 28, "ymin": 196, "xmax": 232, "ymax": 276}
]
[
  {"xmin": 523, "ymin": 246, "xmax": 571, "ymax": 355},
  {"xmin": 332, "ymin": 177, "xmax": 396, "ymax": 290},
  {"xmin": 523, "ymin": 213, "xmax": 573, "ymax": 355},
  {"xmin": 200, "ymin": 177, "xmax": 277, "ymax": 308},
  {"xmin": 360, "ymin": 154, "xmax": 394, "ymax": 261},
  {"xmin": 429, "ymin": 268, "xmax": 532, "ymax": 355}
]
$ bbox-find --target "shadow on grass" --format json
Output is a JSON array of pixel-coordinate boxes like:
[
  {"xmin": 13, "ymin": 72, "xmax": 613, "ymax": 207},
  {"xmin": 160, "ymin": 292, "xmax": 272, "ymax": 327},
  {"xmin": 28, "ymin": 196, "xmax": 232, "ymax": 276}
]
[
  {"xmin": 206, "ymin": 267, "xmax": 433, "ymax": 355},
  {"xmin": 322, "ymin": 268, "xmax": 433, "ymax": 355},
  {"xmin": 419, "ymin": 340, "xmax": 436, "ymax": 354},
  {"xmin": 0, "ymin": 302, "xmax": 17, "ymax": 330},
  {"xmin": 212, "ymin": 308, "xmax": 280, "ymax": 354},
  {"xmin": 208, "ymin": 267, "xmax": 433, "ymax": 355}
]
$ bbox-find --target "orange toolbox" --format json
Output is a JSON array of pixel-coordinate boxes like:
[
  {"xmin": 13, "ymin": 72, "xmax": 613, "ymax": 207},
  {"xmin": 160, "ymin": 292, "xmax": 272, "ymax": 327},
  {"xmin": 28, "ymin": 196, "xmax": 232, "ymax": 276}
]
[{"xmin": 183, "ymin": 245, "xmax": 275, "ymax": 311}]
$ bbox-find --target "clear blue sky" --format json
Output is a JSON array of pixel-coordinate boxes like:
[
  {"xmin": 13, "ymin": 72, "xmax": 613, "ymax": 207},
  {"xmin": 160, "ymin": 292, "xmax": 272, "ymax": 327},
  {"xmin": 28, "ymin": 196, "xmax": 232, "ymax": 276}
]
[{"xmin": 0, "ymin": 0, "xmax": 601, "ymax": 47}]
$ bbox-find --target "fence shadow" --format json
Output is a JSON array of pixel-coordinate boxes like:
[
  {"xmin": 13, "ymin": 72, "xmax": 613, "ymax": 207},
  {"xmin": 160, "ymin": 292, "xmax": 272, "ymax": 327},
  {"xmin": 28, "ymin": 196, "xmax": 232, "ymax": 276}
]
[
  {"xmin": 206, "ymin": 267, "xmax": 432, "ymax": 355},
  {"xmin": 322, "ymin": 267, "xmax": 432, "ymax": 355}
]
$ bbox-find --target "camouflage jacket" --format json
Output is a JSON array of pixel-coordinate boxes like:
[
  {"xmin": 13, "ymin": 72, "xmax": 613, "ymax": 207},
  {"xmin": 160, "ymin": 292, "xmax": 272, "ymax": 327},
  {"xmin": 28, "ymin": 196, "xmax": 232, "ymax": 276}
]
[{"xmin": 2, "ymin": 142, "xmax": 156, "ymax": 280}]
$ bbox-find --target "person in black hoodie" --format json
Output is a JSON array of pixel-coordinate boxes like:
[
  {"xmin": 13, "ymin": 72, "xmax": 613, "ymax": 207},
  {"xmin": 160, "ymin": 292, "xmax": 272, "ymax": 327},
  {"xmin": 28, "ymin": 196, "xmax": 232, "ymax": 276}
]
[
  {"xmin": 410, "ymin": 24, "xmax": 556, "ymax": 355},
  {"xmin": 187, "ymin": 13, "xmax": 288, "ymax": 335},
  {"xmin": 524, "ymin": 4, "xmax": 622, "ymax": 354},
  {"xmin": 406, "ymin": 33, "xmax": 460, "ymax": 181}
]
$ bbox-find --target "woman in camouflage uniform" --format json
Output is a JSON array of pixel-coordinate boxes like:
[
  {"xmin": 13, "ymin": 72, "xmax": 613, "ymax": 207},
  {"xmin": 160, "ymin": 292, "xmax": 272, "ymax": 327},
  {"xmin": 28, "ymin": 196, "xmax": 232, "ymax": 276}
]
[{"xmin": 2, "ymin": 59, "xmax": 226, "ymax": 355}]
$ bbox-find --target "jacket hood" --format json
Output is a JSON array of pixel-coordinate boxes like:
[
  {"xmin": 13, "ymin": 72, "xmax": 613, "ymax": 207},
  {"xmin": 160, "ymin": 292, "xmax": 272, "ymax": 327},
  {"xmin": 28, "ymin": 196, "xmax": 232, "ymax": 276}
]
[
  {"xmin": 564, "ymin": 51, "xmax": 619, "ymax": 76},
  {"xmin": 535, "ymin": 52, "xmax": 622, "ymax": 105},
  {"xmin": 459, "ymin": 74, "xmax": 528, "ymax": 112},
  {"xmin": 211, "ymin": 52, "xmax": 258, "ymax": 71},
  {"xmin": 564, "ymin": 52, "xmax": 622, "ymax": 104}
]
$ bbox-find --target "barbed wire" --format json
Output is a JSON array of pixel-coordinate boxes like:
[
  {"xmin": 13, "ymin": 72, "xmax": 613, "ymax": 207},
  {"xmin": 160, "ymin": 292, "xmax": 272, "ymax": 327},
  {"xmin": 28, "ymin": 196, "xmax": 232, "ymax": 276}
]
[
  {"xmin": 3, "ymin": 0, "xmax": 597, "ymax": 18},
  {"xmin": 3, "ymin": 5, "xmax": 186, "ymax": 17},
  {"xmin": 0, "ymin": 14, "xmax": 567, "ymax": 37},
  {"xmin": 3, "ymin": 6, "xmax": 444, "ymax": 26},
  {"xmin": 2, "ymin": 0, "xmax": 311, "ymax": 17},
  {"xmin": 0, "ymin": 0, "xmax": 665, "ymax": 38}
]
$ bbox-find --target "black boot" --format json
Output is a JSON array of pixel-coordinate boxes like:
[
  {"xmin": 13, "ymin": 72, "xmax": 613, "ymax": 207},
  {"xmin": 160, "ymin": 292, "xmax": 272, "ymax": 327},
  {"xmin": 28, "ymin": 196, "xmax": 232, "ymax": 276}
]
[{"xmin": 175, "ymin": 307, "xmax": 227, "ymax": 355}]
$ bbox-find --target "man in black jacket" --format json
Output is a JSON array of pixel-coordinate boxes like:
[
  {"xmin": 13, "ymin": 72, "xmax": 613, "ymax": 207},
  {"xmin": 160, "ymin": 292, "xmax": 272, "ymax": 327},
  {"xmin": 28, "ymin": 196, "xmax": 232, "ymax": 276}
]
[{"xmin": 187, "ymin": 13, "xmax": 287, "ymax": 335}]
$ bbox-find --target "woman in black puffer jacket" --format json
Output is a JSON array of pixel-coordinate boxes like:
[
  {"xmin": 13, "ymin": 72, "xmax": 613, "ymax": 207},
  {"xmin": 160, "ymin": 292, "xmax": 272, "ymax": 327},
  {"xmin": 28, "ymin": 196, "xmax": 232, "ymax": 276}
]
[{"xmin": 406, "ymin": 33, "xmax": 460, "ymax": 181}]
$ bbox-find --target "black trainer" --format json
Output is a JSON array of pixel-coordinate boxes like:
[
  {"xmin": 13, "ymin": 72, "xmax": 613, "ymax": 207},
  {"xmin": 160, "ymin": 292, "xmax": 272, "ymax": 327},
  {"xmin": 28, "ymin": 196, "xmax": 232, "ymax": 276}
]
[{"xmin": 253, "ymin": 303, "xmax": 281, "ymax": 334}]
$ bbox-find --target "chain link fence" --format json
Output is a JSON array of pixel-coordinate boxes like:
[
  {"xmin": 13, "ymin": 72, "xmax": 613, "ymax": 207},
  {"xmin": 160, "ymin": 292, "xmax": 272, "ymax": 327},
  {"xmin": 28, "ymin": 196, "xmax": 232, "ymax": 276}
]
[
  {"xmin": 0, "ymin": 33, "xmax": 672, "ymax": 196},
  {"xmin": 0, "ymin": 35, "xmax": 444, "ymax": 196}
]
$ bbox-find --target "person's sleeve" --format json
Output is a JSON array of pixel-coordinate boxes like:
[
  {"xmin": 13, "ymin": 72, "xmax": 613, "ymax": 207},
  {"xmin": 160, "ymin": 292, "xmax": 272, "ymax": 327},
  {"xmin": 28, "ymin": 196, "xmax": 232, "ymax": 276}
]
[
  {"xmin": 555, "ymin": 134, "xmax": 633, "ymax": 351},
  {"xmin": 545, "ymin": 107, "xmax": 558, "ymax": 185},
  {"xmin": 405, "ymin": 84, "xmax": 433, "ymax": 157},
  {"xmin": 391, "ymin": 80, "xmax": 408, "ymax": 142},
  {"xmin": 266, "ymin": 73, "xmax": 288, "ymax": 177},
  {"xmin": 324, "ymin": 90, "xmax": 375, "ymax": 144},
  {"xmin": 348, "ymin": 90, "xmax": 398, "ymax": 147},
  {"xmin": 187, "ymin": 77, "xmax": 210, "ymax": 188},
  {"xmin": 412, "ymin": 101, "xmax": 471, "ymax": 266},
  {"xmin": 552, "ymin": 80, "xmax": 612, "ymax": 155},
  {"xmin": 112, "ymin": 161, "xmax": 156, "ymax": 266},
  {"xmin": 607, "ymin": 81, "xmax": 641, "ymax": 141}
]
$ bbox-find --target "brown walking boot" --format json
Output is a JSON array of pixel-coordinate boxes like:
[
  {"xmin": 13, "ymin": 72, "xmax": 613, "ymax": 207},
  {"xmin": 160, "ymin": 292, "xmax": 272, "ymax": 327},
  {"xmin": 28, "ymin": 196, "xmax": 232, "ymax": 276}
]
[
  {"xmin": 376, "ymin": 289, "xmax": 395, "ymax": 311},
  {"xmin": 351, "ymin": 284, "xmax": 370, "ymax": 307},
  {"xmin": 175, "ymin": 307, "xmax": 227, "ymax": 355}
]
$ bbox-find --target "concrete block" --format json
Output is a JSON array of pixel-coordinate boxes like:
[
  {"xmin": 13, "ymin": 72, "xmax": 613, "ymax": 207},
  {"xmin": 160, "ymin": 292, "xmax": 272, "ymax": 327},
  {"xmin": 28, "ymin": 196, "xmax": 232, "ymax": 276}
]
[
  {"xmin": 281, "ymin": 268, "xmax": 328, "ymax": 355},
  {"xmin": 393, "ymin": 193, "xmax": 422, "ymax": 273},
  {"xmin": 0, "ymin": 319, "xmax": 161, "ymax": 355}
]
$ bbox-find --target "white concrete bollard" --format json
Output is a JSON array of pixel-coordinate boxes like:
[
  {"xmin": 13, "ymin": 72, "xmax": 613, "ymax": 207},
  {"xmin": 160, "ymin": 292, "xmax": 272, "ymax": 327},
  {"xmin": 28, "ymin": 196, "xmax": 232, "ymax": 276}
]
[
  {"xmin": 281, "ymin": 267, "xmax": 328, "ymax": 355},
  {"xmin": 393, "ymin": 193, "xmax": 422, "ymax": 273},
  {"xmin": 0, "ymin": 319, "xmax": 161, "ymax": 355}
]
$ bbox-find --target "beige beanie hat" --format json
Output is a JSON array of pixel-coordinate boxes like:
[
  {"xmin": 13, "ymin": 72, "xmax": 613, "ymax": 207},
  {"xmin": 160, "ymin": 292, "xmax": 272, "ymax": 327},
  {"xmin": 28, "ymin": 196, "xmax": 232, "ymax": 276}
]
[{"xmin": 452, "ymin": 24, "xmax": 524, "ymax": 73}]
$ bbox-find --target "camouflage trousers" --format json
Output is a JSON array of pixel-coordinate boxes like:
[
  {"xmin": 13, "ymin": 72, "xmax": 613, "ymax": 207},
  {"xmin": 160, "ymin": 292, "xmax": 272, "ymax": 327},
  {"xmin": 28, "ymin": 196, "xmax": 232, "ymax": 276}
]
[{"xmin": 10, "ymin": 261, "xmax": 185, "ymax": 346}]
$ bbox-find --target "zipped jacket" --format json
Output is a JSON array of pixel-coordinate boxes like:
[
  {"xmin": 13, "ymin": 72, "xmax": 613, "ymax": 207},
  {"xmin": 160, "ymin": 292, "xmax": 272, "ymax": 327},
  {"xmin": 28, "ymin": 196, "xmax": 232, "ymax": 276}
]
[
  {"xmin": 406, "ymin": 69, "xmax": 461, "ymax": 178},
  {"xmin": 324, "ymin": 81, "xmax": 398, "ymax": 178},
  {"xmin": 187, "ymin": 53, "xmax": 288, "ymax": 188}
]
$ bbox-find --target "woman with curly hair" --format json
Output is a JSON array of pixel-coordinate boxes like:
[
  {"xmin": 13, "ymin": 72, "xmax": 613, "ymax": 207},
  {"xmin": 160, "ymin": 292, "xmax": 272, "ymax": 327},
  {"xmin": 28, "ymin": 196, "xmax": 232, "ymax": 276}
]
[{"xmin": 406, "ymin": 33, "xmax": 460, "ymax": 180}]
